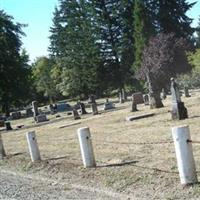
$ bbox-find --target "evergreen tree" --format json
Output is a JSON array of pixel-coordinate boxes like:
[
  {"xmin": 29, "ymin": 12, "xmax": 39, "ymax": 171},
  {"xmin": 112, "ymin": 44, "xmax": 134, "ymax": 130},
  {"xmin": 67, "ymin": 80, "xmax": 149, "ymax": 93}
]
[
  {"xmin": 156, "ymin": 0, "xmax": 195, "ymax": 38},
  {"xmin": 0, "ymin": 10, "xmax": 30, "ymax": 116},
  {"xmin": 49, "ymin": 0, "xmax": 102, "ymax": 99},
  {"xmin": 91, "ymin": 0, "xmax": 135, "ymax": 93},
  {"xmin": 133, "ymin": 0, "xmax": 154, "ymax": 70},
  {"xmin": 196, "ymin": 16, "xmax": 200, "ymax": 48}
]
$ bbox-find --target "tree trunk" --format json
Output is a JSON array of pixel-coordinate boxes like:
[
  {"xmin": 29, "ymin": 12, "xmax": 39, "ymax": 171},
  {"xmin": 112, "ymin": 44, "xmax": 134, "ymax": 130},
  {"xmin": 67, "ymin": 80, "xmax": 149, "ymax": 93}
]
[{"xmin": 147, "ymin": 74, "xmax": 164, "ymax": 109}]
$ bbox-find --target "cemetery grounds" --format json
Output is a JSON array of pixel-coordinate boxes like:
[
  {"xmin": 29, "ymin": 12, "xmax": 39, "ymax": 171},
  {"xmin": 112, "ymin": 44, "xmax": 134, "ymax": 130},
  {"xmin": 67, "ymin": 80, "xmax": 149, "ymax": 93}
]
[{"xmin": 1, "ymin": 90, "xmax": 200, "ymax": 199}]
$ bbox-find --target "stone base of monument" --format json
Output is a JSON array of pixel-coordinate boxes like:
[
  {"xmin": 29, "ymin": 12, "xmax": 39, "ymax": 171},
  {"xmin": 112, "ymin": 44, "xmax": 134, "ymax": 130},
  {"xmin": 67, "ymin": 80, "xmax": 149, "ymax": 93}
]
[
  {"xmin": 104, "ymin": 102, "xmax": 115, "ymax": 110},
  {"xmin": 35, "ymin": 114, "xmax": 48, "ymax": 123},
  {"xmin": 171, "ymin": 102, "xmax": 188, "ymax": 120}
]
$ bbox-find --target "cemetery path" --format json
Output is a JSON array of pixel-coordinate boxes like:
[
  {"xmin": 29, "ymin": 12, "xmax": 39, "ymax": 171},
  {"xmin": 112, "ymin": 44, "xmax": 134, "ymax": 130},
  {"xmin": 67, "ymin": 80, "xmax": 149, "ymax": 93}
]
[{"xmin": 0, "ymin": 169, "xmax": 128, "ymax": 200}]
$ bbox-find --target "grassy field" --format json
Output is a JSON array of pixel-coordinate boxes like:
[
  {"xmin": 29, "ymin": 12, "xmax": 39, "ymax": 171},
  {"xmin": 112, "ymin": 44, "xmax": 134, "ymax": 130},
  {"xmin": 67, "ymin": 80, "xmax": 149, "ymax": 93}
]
[{"xmin": 1, "ymin": 90, "xmax": 200, "ymax": 199}]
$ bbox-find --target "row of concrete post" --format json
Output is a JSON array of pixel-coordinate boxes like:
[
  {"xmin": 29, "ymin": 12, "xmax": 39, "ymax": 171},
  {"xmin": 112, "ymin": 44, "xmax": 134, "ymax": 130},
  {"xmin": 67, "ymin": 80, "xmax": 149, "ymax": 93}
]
[{"xmin": 0, "ymin": 125, "xmax": 198, "ymax": 185}]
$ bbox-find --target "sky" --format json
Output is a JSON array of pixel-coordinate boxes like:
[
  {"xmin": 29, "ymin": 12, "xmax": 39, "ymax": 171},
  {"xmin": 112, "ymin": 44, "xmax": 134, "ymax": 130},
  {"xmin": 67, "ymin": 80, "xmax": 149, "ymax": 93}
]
[{"xmin": 0, "ymin": 0, "xmax": 200, "ymax": 63}]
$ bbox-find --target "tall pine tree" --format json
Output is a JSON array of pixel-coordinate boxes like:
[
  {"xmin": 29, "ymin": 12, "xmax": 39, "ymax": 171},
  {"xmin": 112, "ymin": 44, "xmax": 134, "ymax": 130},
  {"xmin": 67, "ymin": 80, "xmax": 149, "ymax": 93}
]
[{"xmin": 49, "ymin": 0, "xmax": 102, "ymax": 99}]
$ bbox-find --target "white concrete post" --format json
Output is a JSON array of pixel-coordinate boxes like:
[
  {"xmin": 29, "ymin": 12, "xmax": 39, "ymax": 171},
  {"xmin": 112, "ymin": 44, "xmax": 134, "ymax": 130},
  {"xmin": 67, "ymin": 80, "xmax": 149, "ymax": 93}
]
[
  {"xmin": 77, "ymin": 127, "xmax": 96, "ymax": 168},
  {"xmin": 26, "ymin": 131, "xmax": 41, "ymax": 162},
  {"xmin": 0, "ymin": 134, "xmax": 6, "ymax": 160},
  {"xmin": 172, "ymin": 125, "xmax": 198, "ymax": 185}
]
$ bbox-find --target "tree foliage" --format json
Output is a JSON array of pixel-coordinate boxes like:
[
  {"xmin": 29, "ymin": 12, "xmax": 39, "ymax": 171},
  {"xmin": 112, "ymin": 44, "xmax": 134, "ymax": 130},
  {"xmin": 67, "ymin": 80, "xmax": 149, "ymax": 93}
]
[
  {"xmin": 137, "ymin": 33, "xmax": 192, "ymax": 108},
  {"xmin": 178, "ymin": 48, "xmax": 200, "ymax": 89},
  {"xmin": 0, "ymin": 10, "xmax": 30, "ymax": 115},
  {"xmin": 32, "ymin": 57, "xmax": 60, "ymax": 102}
]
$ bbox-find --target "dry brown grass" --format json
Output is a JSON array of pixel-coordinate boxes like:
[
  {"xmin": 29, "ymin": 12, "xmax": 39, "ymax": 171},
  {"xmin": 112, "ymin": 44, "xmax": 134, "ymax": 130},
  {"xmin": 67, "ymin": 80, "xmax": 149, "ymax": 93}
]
[{"xmin": 1, "ymin": 90, "xmax": 200, "ymax": 199}]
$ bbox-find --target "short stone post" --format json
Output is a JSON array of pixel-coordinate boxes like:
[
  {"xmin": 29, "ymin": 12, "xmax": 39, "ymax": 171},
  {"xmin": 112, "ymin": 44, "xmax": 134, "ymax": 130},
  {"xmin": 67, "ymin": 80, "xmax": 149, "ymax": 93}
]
[
  {"xmin": 172, "ymin": 125, "xmax": 198, "ymax": 185},
  {"xmin": 131, "ymin": 96, "xmax": 138, "ymax": 112},
  {"xmin": 119, "ymin": 91, "xmax": 124, "ymax": 104},
  {"xmin": 77, "ymin": 127, "xmax": 96, "ymax": 168},
  {"xmin": 184, "ymin": 86, "xmax": 190, "ymax": 97},
  {"xmin": 91, "ymin": 103, "xmax": 98, "ymax": 115},
  {"xmin": 0, "ymin": 134, "xmax": 6, "ymax": 160},
  {"xmin": 122, "ymin": 88, "xmax": 127, "ymax": 101},
  {"xmin": 26, "ymin": 131, "xmax": 41, "ymax": 162},
  {"xmin": 32, "ymin": 101, "xmax": 39, "ymax": 120}
]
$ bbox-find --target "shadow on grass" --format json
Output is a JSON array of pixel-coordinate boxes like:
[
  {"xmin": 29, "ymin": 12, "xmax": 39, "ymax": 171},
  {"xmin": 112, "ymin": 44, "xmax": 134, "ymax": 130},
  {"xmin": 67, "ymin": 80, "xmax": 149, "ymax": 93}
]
[
  {"xmin": 189, "ymin": 115, "xmax": 200, "ymax": 119},
  {"xmin": 6, "ymin": 152, "xmax": 26, "ymax": 158},
  {"xmin": 97, "ymin": 160, "xmax": 138, "ymax": 168},
  {"xmin": 46, "ymin": 155, "xmax": 69, "ymax": 161}
]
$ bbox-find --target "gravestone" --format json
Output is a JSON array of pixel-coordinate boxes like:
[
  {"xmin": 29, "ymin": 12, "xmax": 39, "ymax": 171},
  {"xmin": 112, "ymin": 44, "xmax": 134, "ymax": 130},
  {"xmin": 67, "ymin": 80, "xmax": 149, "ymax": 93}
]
[
  {"xmin": 161, "ymin": 88, "xmax": 167, "ymax": 100},
  {"xmin": 184, "ymin": 86, "xmax": 190, "ymax": 97},
  {"xmin": 0, "ymin": 120, "xmax": 5, "ymax": 127},
  {"xmin": 35, "ymin": 114, "xmax": 48, "ymax": 123},
  {"xmin": 104, "ymin": 99, "xmax": 115, "ymax": 110},
  {"xmin": 171, "ymin": 78, "xmax": 188, "ymax": 120},
  {"xmin": 143, "ymin": 94, "xmax": 149, "ymax": 105},
  {"xmin": 11, "ymin": 111, "xmax": 21, "ymax": 120},
  {"xmin": 132, "ymin": 92, "xmax": 144, "ymax": 104},
  {"xmin": 131, "ymin": 97, "xmax": 138, "ymax": 112},
  {"xmin": 0, "ymin": 134, "xmax": 6, "ymax": 159},
  {"xmin": 5, "ymin": 121, "xmax": 12, "ymax": 130},
  {"xmin": 32, "ymin": 101, "xmax": 39, "ymax": 121},
  {"xmin": 119, "ymin": 91, "xmax": 124, "ymax": 104},
  {"xmin": 91, "ymin": 103, "xmax": 98, "ymax": 115},
  {"xmin": 72, "ymin": 109, "xmax": 81, "ymax": 120},
  {"xmin": 79, "ymin": 102, "xmax": 87, "ymax": 114}
]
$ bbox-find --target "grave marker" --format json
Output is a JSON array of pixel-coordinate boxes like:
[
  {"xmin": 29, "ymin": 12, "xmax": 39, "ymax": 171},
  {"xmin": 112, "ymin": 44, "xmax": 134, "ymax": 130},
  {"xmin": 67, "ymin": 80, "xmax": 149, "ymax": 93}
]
[
  {"xmin": 171, "ymin": 78, "xmax": 188, "ymax": 120},
  {"xmin": 72, "ymin": 108, "xmax": 81, "ymax": 120},
  {"xmin": 132, "ymin": 92, "xmax": 144, "ymax": 104},
  {"xmin": 91, "ymin": 103, "xmax": 98, "ymax": 115}
]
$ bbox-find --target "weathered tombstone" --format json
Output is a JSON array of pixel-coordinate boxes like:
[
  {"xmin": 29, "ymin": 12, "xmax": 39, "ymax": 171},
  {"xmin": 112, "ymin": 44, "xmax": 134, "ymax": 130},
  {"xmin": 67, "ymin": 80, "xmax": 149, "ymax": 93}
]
[
  {"xmin": 32, "ymin": 101, "xmax": 39, "ymax": 121},
  {"xmin": 72, "ymin": 109, "xmax": 81, "ymax": 120},
  {"xmin": 0, "ymin": 134, "xmax": 6, "ymax": 159},
  {"xmin": 119, "ymin": 91, "xmax": 124, "ymax": 104},
  {"xmin": 143, "ymin": 94, "xmax": 149, "ymax": 105},
  {"xmin": 104, "ymin": 99, "xmax": 115, "ymax": 110},
  {"xmin": 91, "ymin": 103, "xmax": 98, "ymax": 115},
  {"xmin": 131, "ymin": 97, "xmax": 138, "ymax": 112},
  {"xmin": 79, "ymin": 102, "xmax": 87, "ymax": 114},
  {"xmin": 171, "ymin": 78, "xmax": 188, "ymax": 120},
  {"xmin": 184, "ymin": 86, "xmax": 190, "ymax": 97},
  {"xmin": 5, "ymin": 121, "xmax": 12, "ymax": 130},
  {"xmin": 0, "ymin": 120, "xmax": 5, "ymax": 127},
  {"xmin": 132, "ymin": 92, "xmax": 144, "ymax": 104},
  {"xmin": 161, "ymin": 88, "xmax": 167, "ymax": 100},
  {"xmin": 11, "ymin": 111, "xmax": 21, "ymax": 120},
  {"xmin": 35, "ymin": 114, "xmax": 48, "ymax": 123}
]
